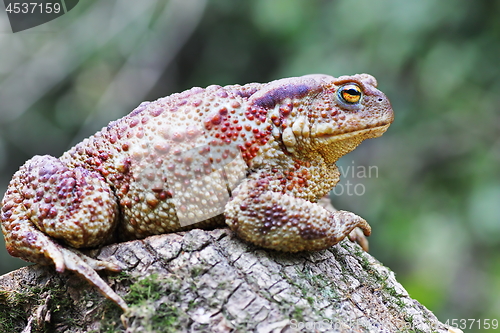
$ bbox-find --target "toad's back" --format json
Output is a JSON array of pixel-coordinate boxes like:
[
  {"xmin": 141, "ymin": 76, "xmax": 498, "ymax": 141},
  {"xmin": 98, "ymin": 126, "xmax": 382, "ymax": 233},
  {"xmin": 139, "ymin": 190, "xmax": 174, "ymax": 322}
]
[{"xmin": 59, "ymin": 83, "xmax": 271, "ymax": 239}]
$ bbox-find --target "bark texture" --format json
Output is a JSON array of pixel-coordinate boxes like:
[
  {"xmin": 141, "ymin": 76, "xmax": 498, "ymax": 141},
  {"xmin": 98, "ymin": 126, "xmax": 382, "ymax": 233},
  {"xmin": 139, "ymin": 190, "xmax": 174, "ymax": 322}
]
[{"xmin": 0, "ymin": 228, "xmax": 450, "ymax": 332}]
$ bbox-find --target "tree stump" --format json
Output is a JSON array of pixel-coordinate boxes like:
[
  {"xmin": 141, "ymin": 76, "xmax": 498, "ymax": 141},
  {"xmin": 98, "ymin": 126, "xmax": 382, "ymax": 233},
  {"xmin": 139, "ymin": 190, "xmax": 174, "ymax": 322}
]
[{"xmin": 0, "ymin": 228, "xmax": 451, "ymax": 332}]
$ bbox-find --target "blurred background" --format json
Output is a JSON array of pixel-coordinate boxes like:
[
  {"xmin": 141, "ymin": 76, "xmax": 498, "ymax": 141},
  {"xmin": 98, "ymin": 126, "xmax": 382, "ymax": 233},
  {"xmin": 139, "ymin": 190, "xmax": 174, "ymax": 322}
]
[{"xmin": 0, "ymin": 0, "xmax": 499, "ymax": 330}]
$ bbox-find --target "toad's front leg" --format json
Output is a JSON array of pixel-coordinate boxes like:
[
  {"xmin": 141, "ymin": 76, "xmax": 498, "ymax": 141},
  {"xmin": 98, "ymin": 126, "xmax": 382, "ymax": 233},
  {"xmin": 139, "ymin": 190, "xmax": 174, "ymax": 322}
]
[
  {"xmin": 224, "ymin": 175, "xmax": 371, "ymax": 252},
  {"xmin": 0, "ymin": 155, "xmax": 128, "ymax": 311}
]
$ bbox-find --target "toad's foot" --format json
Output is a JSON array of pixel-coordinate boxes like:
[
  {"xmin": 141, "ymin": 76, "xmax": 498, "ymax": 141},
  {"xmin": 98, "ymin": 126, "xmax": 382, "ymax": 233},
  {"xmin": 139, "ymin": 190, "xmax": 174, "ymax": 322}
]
[
  {"xmin": 348, "ymin": 227, "xmax": 370, "ymax": 252},
  {"xmin": 59, "ymin": 247, "xmax": 129, "ymax": 312},
  {"xmin": 318, "ymin": 194, "xmax": 370, "ymax": 251},
  {"xmin": 3, "ymin": 215, "xmax": 128, "ymax": 311}
]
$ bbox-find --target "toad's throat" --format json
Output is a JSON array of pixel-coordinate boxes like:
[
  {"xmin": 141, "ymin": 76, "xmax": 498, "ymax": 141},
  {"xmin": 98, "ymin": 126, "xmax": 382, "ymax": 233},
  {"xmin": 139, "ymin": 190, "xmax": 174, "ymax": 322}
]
[{"xmin": 312, "ymin": 124, "xmax": 391, "ymax": 164}]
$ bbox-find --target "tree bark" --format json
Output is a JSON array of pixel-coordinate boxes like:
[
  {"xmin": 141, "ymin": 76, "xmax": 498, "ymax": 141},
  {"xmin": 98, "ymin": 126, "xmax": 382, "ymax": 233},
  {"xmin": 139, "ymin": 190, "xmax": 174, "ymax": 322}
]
[{"xmin": 0, "ymin": 228, "xmax": 451, "ymax": 332}]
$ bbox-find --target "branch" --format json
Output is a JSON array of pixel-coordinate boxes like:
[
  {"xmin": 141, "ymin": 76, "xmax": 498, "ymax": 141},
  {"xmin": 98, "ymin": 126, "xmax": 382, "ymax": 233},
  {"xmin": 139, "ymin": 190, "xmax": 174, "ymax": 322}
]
[{"xmin": 0, "ymin": 229, "xmax": 451, "ymax": 332}]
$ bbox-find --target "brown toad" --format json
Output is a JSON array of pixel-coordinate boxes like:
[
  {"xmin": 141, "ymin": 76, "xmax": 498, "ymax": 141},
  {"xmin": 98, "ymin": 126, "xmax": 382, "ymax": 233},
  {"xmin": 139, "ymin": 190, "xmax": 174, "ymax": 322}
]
[{"xmin": 1, "ymin": 74, "xmax": 393, "ymax": 311}]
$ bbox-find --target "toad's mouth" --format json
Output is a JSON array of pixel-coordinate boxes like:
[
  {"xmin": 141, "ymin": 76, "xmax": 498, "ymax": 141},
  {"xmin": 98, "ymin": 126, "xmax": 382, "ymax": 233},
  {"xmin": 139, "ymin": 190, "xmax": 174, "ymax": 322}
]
[{"xmin": 314, "ymin": 123, "xmax": 391, "ymax": 143}]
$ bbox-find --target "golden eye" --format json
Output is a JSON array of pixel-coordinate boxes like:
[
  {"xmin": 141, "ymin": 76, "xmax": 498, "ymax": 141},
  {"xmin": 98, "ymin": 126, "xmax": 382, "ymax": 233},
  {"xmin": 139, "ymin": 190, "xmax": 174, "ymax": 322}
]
[{"xmin": 338, "ymin": 84, "xmax": 362, "ymax": 104}]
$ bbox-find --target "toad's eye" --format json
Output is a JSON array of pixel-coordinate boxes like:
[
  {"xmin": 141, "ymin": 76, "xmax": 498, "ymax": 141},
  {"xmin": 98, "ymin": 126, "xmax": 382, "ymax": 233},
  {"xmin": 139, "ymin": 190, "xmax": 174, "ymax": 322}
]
[{"xmin": 338, "ymin": 84, "xmax": 362, "ymax": 104}]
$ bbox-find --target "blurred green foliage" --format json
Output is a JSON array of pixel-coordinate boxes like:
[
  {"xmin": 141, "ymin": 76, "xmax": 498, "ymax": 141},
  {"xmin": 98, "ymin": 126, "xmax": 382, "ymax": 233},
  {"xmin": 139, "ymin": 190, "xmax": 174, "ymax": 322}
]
[{"xmin": 0, "ymin": 0, "xmax": 499, "ymax": 330}]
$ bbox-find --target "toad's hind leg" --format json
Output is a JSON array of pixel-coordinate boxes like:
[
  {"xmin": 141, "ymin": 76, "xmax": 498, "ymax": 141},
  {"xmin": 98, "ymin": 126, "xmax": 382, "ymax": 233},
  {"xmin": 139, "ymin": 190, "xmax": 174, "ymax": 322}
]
[{"xmin": 1, "ymin": 155, "xmax": 128, "ymax": 311}]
